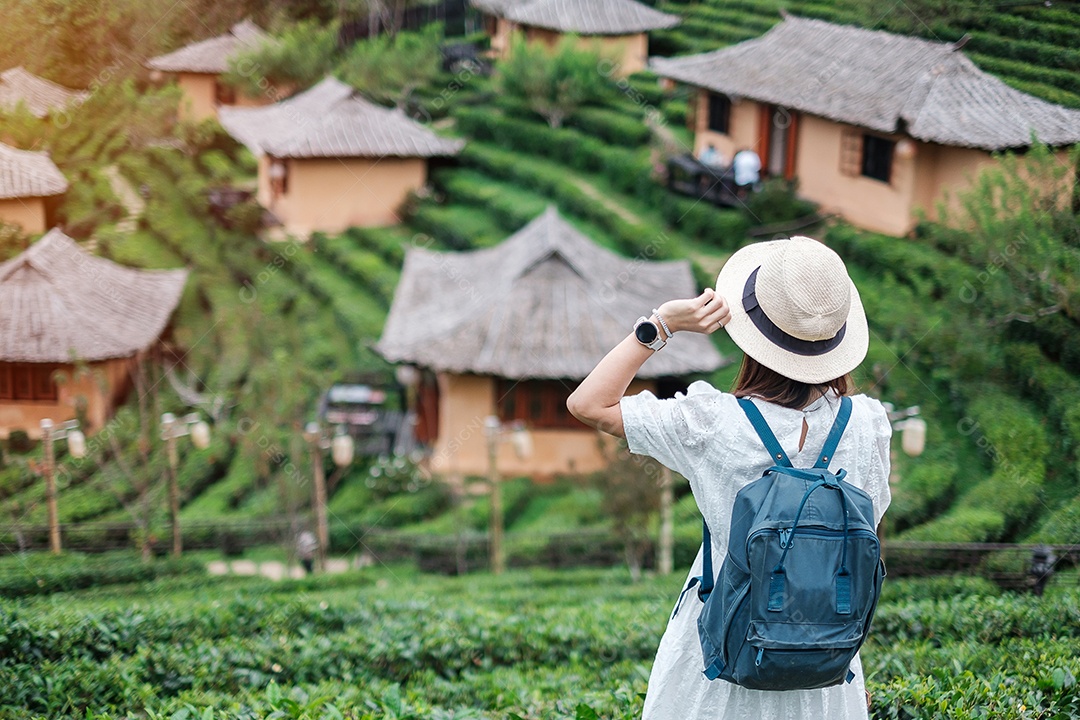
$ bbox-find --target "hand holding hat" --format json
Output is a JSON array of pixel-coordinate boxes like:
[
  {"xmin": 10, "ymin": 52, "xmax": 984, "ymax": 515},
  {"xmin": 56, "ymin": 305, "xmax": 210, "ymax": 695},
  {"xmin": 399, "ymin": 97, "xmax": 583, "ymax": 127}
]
[{"xmin": 656, "ymin": 288, "xmax": 732, "ymax": 336}]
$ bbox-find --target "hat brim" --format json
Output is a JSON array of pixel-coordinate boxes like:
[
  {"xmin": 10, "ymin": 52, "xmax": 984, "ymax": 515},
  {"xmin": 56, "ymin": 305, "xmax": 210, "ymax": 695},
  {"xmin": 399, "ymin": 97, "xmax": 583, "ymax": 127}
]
[{"xmin": 715, "ymin": 239, "xmax": 869, "ymax": 385}]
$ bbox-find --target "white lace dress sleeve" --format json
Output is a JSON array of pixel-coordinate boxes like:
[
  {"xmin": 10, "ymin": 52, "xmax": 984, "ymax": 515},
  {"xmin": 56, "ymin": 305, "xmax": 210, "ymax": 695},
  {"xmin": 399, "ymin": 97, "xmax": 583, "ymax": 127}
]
[{"xmin": 619, "ymin": 382, "xmax": 892, "ymax": 720}]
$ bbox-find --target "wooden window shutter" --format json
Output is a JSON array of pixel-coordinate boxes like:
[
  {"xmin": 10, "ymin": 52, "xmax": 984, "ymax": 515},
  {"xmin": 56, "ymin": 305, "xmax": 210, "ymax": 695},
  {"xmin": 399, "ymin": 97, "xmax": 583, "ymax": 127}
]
[{"xmin": 839, "ymin": 129, "xmax": 863, "ymax": 177}]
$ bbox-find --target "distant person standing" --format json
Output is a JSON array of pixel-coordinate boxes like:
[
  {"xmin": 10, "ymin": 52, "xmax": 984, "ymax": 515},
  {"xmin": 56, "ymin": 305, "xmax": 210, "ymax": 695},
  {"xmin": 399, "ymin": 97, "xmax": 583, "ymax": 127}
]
[
  {"xmin": 733, "ymin": 147, "xmax": 762, "ymax": 193},
  {"xmin": 698, "ymin": 143, "xmax": 726, "ymax": 168},
  {"xmin": 297, "ymin": 530, "xmax": 317, "ymax": 575}
]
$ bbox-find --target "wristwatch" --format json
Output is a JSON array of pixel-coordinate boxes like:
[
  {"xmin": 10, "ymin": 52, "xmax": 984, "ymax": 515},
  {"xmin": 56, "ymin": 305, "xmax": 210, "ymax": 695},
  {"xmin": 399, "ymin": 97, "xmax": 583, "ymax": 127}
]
[{"xmin": 634, "ymin": 316, "xmax": 666, "ymax": 351}]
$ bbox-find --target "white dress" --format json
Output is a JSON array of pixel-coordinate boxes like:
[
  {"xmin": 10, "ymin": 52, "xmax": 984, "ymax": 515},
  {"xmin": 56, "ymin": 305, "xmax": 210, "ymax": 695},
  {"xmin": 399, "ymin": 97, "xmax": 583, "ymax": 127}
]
[{"xmin": 620, "ymin": 381, "xmax": 892, "ymax": 720}]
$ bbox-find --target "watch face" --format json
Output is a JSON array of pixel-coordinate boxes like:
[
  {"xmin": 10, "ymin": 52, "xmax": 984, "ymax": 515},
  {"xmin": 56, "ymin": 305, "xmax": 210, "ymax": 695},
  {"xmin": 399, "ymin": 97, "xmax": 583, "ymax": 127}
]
[{"xmin": 636, "ymin": 320, "xmax": 659, "ymax": 344}]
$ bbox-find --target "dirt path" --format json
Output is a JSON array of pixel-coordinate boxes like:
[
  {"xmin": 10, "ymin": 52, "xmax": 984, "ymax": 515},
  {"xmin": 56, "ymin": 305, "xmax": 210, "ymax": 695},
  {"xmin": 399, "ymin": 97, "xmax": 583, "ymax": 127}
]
[
  {"xmin": 570, "ymin": 177, "xmax": 643, "ymax": 225},
  {"xmin": 101, "ymin": 164, "xmax": 145, "ymax": 233},
  {"xmin": 206, "ymin": 556, "xmax": 370, "ymax": 581}
]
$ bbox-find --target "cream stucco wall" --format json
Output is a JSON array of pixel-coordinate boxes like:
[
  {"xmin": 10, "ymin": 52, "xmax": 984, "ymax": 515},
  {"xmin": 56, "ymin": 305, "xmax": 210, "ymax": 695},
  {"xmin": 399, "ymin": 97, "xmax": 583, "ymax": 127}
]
[
  {"xmin": 0, "ymin": 196, "xmax": 48, "ymax": 234},
  {"xmin": 913, "ymin": 143, "xmax": 998, "ymax": 223},
  {"xmin": 491, "ymin": 23, "xmax": 649, "ymax": 77},
  {"xmin": 429, "ymin": 373, "xmax": 655, "ymax": 479},
  {"xmin": 491, "ymin": 17, "xmax": 518, "ymax": 56},
  {"xmin": 693, "ymin": 89, "xmax": 758, "ymax": 163},
  {"xmin": 176, "ymin": 73, "xmax": 219, "ymax": 123},
  {"xmin": 260, "ymin": 155, "xmax": 428, "ymax": 235},
  {"xmin": 0, "ymin": 357, "xmax": 132, "ymax": 440},
  {"xmin": 793, "ymin": 114, "xmax": 920, "ymax": 236},
  {"xmin": 174, "ymin": 72, "xmax": 278, "ymax": 122}
]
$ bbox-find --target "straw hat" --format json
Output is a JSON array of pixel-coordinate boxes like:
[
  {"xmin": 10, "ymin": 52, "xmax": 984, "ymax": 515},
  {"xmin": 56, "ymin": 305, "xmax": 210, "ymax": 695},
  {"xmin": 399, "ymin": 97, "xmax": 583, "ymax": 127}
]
[{"xmin": 715, "ymin": 236, "xmax": 868, "ymax": 384}]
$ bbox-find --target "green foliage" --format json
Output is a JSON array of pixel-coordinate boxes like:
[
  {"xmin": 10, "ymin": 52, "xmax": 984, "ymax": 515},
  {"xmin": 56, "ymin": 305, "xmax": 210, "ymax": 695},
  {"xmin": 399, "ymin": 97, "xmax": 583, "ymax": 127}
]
[
  {"xmin": 222, "ymin": 199, "xmax": 264, "ymax": 235},
  {"xmin": 900, "ymin": 391, "xmax": 1048, "ymax": 542},
  {"xmin": 224, "ymin": 20, "xmax": 341, "ymax": 97},
  {"xmin": 590, "ymin": 441, "xmax": 663, "ymax": 578},
  {"xmin": 1, "ymin": 563, "xmax": 1079, "ymax": 718},
  {"xmin": 498, "ymin": 35, "xmax": 613, "ymax": 129},
  {"xmin": 740, "ymin": 177, "xmax": 818, "ymax": 227},
  {"xmin": 0, "ymin": 221, "xmax": 31, "ymax": 263},
  {"xmin": 0, "ymin": 552, "xmax": 203, "ymax": 597},
  {"xmin": 337, "ymin": 25, "xmax": 442, "ymax": 108}
]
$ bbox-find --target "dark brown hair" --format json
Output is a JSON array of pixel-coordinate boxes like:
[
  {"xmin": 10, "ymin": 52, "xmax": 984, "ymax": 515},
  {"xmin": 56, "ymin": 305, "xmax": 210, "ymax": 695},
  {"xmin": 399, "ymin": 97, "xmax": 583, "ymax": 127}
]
[{"xmin": 731, "ymin": 354, "xmax": 853, "ymax": 410}]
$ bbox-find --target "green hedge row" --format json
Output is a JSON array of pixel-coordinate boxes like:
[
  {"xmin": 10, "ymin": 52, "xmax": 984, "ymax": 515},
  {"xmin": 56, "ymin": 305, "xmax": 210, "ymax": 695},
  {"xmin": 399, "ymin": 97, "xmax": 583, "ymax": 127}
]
[
  {"xmin": 1004, "ymin": 343, "xmax": 1080, "ymax": 466},
  {"xmin": 825, "ymin": 225, "xmax": 976, "ymax": 300},
  {"xmin": 454, "ymin": 112, "xmax": 750, "ymax": 248},
  {"xmin": 0, "ymin": 553, "xmax": 204, "ymax": 597},
  {"xmin": 968, "ymin": 30, "xmax": 1080, "ymax": 73},
  {"xmin": 974, "ymin": 12, "xmax": 1080, "ymax": 49},
  {"xmin": 570, "ymin": 106, "xmax": 652, "ymax": 146},
  {"xmin": 900, "ymin": 390, "xmax": 1048, "ymax": 543},
  {"xmin": 310, "ymin": 232, "xmax": 399, "ymax": 303},
  {"xmin": 967, "ymin": 51, "xmax": 1080, "ymax": 101},
  {"xmin": 458, "ymin": 143, "xmax": 676, "ymax": 258},
  {"xmin": 435, "ymin": 169, "xmax": 550, "ymax": 234},
  {"xmin": 454, "ymin": 106, "xmax": 653, "ymax": 195},
  {"xmin": 681, "ymin": 4, "xmax": 778, "ymax": 34}
]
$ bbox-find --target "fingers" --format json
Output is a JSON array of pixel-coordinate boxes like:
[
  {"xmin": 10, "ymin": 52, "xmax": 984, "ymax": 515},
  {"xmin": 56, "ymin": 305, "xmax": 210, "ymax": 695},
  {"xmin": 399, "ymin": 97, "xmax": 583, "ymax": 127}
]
[{"xmin": 686, "ymin": 292, "xmax": 729, "ymax": 334}]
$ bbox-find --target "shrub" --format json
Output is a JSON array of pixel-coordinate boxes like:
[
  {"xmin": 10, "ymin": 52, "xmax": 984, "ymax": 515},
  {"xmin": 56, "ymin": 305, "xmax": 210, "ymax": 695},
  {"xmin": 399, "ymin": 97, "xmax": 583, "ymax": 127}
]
[
  {"xmin": 6, "ymin": 430, "xmax": 33, "ymax": 455},
  {"xmin": 740, "ymin": 177, "xmax": 818, "ymax": 227},
  {"xmin": 0, "ymin": 552, "xmax": 204, "ymax": 598},
  {"xmin": 498, "ymin": 35, "xmax": 613, "ymax": 128}
]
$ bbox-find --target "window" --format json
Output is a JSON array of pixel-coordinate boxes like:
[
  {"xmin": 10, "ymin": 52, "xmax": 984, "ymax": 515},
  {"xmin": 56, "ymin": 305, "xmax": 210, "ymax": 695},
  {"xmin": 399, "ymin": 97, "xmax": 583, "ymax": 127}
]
[
  {"xmin": 269, "ymin": 159, "xmax": 289, "ymax": 195},
  {"xmin": 0, "ymin": 363, "xmax": 58, "ymax": 402},
  {"xmin": 707, "ymin": 92, "xmax": 731, "ymax": 134},
  {"xmin": 861, "ymin": 134, "xmax": 895, "ymax": 183},
  {"xmin": 214, "ymin": 80, "xmax": 236, "ymax": 106},
  {"xmin": 496, "ymin": 379, "xmax": 583, "ymax": 430}
]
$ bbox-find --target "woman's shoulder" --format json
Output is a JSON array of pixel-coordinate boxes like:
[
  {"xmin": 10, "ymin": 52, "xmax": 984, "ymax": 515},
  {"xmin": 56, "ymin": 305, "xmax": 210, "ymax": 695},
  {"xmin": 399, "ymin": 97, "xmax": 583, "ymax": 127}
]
[{"xmin": 846, "ymin": 393, "xmax": 892, "ymax": 438}]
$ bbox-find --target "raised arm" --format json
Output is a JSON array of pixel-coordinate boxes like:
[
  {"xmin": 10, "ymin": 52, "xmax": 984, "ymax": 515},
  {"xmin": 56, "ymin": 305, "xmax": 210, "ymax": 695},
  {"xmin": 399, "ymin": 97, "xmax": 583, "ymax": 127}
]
[{"xmin": 567, "ymin": 289, "xmax": 730, "ymax": 438}]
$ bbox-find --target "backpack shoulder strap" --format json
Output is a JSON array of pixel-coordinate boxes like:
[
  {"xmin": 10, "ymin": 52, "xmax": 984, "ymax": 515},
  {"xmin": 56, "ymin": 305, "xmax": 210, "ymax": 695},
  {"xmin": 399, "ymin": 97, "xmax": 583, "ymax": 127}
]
[
  {"xmin": 813, "ymin": 396, "xmax": 852, "ymax": 469},
  {"xmin": 738, "ymin": 397, "xmax": 791, "ymax": 467}
]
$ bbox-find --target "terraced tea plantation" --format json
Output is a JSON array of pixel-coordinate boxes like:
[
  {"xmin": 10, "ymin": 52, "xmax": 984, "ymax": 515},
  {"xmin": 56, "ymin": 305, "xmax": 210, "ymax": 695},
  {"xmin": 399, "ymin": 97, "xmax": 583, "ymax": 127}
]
[{"xmin": 2, "ymin": 560, "xmax": 1079, "ymax": 719}]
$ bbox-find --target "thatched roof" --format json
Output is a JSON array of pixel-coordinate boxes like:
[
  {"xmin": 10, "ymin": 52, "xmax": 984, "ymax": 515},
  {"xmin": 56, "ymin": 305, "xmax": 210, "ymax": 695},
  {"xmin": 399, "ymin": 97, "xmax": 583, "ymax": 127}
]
[
  {"xmin": 0, "ymin": 229, "xmax": 188, "ymax": 363},
  {"xmin": 0, "ymin": 142, "xmax": 67, "ymax": 199},
  {"xmin": 147, "ymin": 19, "xmax": 271, "ymax": 74},
  {"xmin": 378, "ymin": 206, "xmax": 724, "ymax": 379},
  {"xmin": 219, "ymin": 76, "xmax": 464, "ymax": 159},
  {"xmin": 651, "ymin": 16, "xmax": 1080, "ymax": 151},
  {"xmin": 472, "ymin": 0, "xmax": 680, "ymax": 34},
  {"xmin": 0, "ymin": 67, "xmax": 87, "ymax": 119}
]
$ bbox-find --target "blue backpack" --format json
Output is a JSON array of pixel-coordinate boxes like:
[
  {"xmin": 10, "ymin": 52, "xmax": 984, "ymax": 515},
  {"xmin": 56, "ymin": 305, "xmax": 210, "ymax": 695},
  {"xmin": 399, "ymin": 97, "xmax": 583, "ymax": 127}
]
[{"xmin": 683, "ymin": 396, "xmax": 885, "ymax": 690}]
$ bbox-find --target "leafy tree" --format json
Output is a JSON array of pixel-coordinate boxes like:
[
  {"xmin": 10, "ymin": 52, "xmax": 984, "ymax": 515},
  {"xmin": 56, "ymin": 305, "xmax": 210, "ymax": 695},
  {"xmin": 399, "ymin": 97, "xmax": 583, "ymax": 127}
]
[
  {"xmin": 224, "ymin": 20, "xmax": 342, "ymax": 98},
  {"xmin": 593, "ymin": 439, "xmax": 663, "ymax": 582},
  {"xmin": 498, "ymin": 35, "xmax": 613, "ymax": 129},
  {"xmin": 336, "ymin": 24, "xmax": 442, "ymax": 109},
  {"xmin": 932, "ymin": 142, "xmax": 1080, "ymax": 327}
]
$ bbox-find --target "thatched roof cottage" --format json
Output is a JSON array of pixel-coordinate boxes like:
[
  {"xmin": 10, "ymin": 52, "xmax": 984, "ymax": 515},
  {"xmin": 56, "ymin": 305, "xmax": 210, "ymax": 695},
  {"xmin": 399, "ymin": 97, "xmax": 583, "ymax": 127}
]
[
  {"xmin": 0, "ymin": 229, "xmax": 188, "ymax": 438},
  {"xmin": 219, "ymin": 76, "xmax": 464, "ymax": 236},
  {"xmin": 0, "ymin": 67, "xmax": 87, "ymax": 119},
  {"xmin": 147, "ymin": 19, "xmax": 280, "ymax": 122},
  {"xmin": 472, "ymin": 0, "xmax": 680, "ymax": 76},
  {"xmin": 653, "ymin": 16, "xmax": 1080, "ymax": 235},
  {"xmin": 0, "ymin": 142, "xmax": 67, "ymax": 233},
  {"xmin": 378, "ymin": 206, "xmax": 724, "ymax": 478}
]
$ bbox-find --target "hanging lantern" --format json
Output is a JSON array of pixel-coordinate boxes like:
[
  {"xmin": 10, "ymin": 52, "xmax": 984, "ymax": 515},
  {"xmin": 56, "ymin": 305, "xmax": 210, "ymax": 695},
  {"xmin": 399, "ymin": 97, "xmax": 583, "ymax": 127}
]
[
  {"xmin": 66, "ymin": 429, "xmax": 87, "ymax": 459},
  {"xmin": 511, "ymin": 426, "xmax": 533, "ymax": 459},
  {"xmin": 190, "ymin": 421, "xmax": 212, "ymax": 450},
  {"xmin": 901, "ymin": 417, "xmax": 927, "ymax": 457},
  {"xmin": 331, "ymin": 432, "xmax": 355, "ymax": 468}
]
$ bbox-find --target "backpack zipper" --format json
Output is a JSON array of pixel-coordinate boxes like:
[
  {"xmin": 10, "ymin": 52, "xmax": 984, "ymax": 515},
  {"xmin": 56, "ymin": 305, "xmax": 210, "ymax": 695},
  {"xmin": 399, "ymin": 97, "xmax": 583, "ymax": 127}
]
[{"xmin": 748, "ymin": 526, "xmax": 879, "ymax": 548}]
